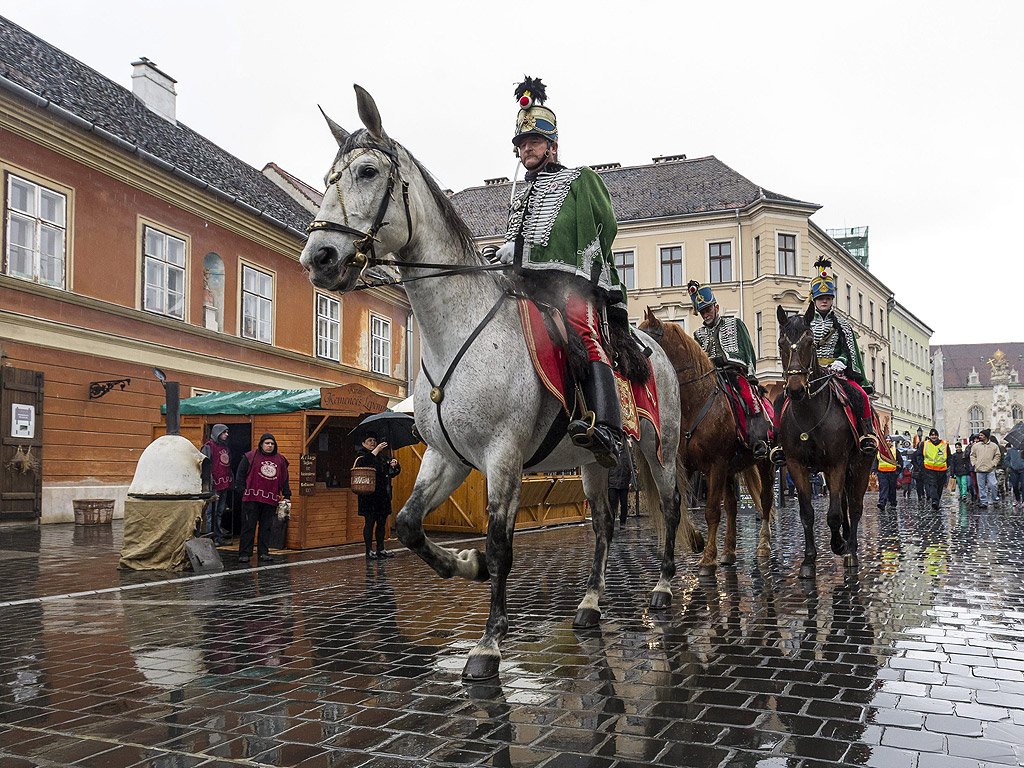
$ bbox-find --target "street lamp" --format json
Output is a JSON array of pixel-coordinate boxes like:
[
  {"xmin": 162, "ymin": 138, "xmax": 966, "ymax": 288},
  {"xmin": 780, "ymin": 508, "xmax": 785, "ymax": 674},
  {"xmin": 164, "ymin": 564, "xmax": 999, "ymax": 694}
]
[{"xmin": 917, "ymin": 426, "xmax": 924, "ymax": 440}]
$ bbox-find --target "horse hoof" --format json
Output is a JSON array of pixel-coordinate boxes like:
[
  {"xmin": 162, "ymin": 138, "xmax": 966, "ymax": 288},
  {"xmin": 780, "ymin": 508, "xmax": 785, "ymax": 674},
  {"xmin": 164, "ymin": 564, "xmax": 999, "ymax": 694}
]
[
  {"xmin": 462, "ymin": 653, "xmax": 500, "ymax": 681},
  {"xmin": 720, "ymin": 553, "xmax": 736, "ymax": 566},
  {"xmin": 573, "ymin": 607, "xmax": 601, "ymax": 629},
  {"xmin": 843, "ymin": 553, "xmax": 858, "ymax": 569},
  {"xmin": 799, "ymin": 564, "xmax": 815, "ymax": 579},
  {"xmin": 698, "ymin": 564, "xmax": 717, "ymax": 578},
  {"xmin": 830, "ymin": 536, "xmax": 846, "ymax": 556},
  {"xmin": 649, "ymin": 590, "xmax": 672, "ymax": 611}
]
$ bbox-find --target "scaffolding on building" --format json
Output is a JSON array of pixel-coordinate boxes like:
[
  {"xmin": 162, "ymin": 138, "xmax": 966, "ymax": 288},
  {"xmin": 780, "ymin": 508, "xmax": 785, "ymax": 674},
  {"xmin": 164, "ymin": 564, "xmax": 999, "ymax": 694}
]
[{"xmin": 827, "ymin": 226, "xmax": 869, "ymax": 268}]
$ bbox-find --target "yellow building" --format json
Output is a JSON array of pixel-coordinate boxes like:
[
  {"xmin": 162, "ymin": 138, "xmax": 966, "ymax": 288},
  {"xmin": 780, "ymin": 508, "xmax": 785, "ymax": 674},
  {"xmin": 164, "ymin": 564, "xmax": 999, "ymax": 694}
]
[
  {"xmin": 452, "ymin": 155, "xmax": 895, "ymax": 417},
  {"xmin": 888, "ymin": 300, "xmax": 935, "ymax": 440}
]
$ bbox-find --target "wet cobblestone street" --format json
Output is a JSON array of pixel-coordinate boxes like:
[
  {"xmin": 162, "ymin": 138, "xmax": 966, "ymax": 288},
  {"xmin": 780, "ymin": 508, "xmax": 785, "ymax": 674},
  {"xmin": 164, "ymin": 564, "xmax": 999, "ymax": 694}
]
[{"xmin": 1, "ymin": 492, "xmax": 1023, "ymax": 767}]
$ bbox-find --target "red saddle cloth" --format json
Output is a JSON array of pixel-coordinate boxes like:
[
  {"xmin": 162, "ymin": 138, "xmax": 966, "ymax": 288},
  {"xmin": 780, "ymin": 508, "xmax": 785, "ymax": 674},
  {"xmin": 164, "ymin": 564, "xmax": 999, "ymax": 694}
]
[
  {"xmin": 777, "ymin": 380, "xmax": 896, "ymax": 465},
  {"xmin": 720, "ymin": 372, "xmax": 776, "ymax": 445},
  {"xmin": 517, "ymin": 298, "xmax": 662, "ymax": 463}
]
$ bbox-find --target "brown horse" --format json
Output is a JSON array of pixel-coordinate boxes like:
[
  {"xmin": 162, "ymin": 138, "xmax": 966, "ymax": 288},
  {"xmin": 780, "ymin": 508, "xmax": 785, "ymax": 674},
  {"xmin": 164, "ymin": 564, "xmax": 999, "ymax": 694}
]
[
  {"xmin": 776, "ymin": 305, "xmax": 873, "ymax": 578},
  {"xmin": 640, "ymin": 309, "xmax": 776, "ymax": 576}
]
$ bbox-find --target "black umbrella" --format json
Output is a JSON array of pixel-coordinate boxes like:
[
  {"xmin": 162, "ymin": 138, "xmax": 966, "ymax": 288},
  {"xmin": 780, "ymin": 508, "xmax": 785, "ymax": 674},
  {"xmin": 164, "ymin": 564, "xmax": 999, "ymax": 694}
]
[
  {"xmin": 1005, "ymin": 423, "xmax": 1024, "ymax": 451},
  {"xmin": 349, "ymin": 412, "xmax": 421, "ymax": 450}
]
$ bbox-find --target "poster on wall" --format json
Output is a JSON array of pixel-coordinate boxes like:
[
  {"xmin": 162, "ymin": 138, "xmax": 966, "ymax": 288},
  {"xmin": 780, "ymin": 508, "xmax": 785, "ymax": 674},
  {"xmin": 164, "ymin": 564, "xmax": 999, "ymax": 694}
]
[{"xmin": 12, "ymin": 404, "xmax": 35, "ymax": 439}]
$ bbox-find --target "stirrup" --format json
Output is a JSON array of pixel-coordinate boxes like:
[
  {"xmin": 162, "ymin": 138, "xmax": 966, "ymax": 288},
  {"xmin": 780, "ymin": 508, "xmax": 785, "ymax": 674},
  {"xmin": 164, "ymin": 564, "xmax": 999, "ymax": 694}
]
[
  {"xmin": 568, "ymin": 410, "xmax": 598, "ymax": 449},
  {"xmin": 769, "ymin": 446, "xmax": 787, "ymax": 466},
  {"xmin": 751, "ymin": 441, "xmax": 769, "ymax": 461},
  {"xmin": 859, "ymin": 434, "xmax": 878, "ymax": 454}
]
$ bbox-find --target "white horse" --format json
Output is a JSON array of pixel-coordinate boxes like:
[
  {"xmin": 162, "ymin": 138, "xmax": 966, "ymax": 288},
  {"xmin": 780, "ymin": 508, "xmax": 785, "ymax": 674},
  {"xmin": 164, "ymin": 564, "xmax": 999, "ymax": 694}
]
[{"xmin": 300, "ymin": 86, "xmax": 701, "ymax": 680}]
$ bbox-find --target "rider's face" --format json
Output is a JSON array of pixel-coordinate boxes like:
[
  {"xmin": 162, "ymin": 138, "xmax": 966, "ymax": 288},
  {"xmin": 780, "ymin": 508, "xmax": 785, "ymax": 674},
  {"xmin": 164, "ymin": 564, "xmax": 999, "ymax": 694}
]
[
  {"xmin": 814, "ymin": 296, "xmax": 834, "ymax": 313},
  {"xmin": 699, "ymin": 304, "xmax": 719, "ymax": 326},
  {"xmin": 517, "ymin": 136, "xmax": 554, "ymax": 171}
]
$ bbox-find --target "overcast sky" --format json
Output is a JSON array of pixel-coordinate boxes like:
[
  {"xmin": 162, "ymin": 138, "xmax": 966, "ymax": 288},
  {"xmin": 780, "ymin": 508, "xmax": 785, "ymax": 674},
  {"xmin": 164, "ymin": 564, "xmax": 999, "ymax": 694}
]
[{"xmin": 6, "ymin": 1, "xmax": 1022, "ymax": 346}]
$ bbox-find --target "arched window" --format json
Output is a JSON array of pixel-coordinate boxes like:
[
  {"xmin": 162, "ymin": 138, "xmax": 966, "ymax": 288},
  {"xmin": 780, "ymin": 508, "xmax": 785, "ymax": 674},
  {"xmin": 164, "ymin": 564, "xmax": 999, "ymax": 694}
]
[
  {"xmin": 968, "ymin": 405, "xmax": 985, "ymax": 435},
  {"xmin": 1012, "ymin": 404, "xmax": 1024, "ymax": 423},
  {"xmin": 202, "ymin": 253, "xmax": 225, "ymax": 332}
]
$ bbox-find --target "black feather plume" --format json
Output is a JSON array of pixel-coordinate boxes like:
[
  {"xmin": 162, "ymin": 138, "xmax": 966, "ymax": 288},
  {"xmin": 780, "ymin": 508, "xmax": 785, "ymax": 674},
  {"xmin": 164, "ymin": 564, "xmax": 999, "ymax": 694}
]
[
  {"xmin": 813, "ymin": 256, "xmax": 832, "ymax": 272},
  {"xmin": 514, "ymin": 76, "xmax": 547, "ymax": 105}
]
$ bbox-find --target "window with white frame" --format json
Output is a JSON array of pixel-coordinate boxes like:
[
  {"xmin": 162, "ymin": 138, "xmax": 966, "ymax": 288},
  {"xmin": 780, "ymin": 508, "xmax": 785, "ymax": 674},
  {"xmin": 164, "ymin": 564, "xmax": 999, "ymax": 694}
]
[
  {"xmin": 316, "ymin": 293, "xmax": 340, "ymax": 361},
  {"xmin": 613, "ymin": 250, "xmax": 635, "ymax": 290},
  {"xmin": 1012, "ymin": 404, "xmax": 1023, "ymax": 423},
  {"xmin": 869, "ymin": 300, "xmax": 875, "ymax": 331},
  {"xmin": 708, "ymin": 241, "xmax": 732, "ymax": 283},
  {"xmin": 143, "ymin": 225, "xmax": 186, "ymax": 319},
  {"xmin": 968, "ymin": 405, "xmax": 985, "ymax": 435},
  {"xmin": 846, "ymin": 283, "xmax": 852, "ymax": 315},
  {"xmin": 777, "ymin": 234, "xmax": 796, "ymax": 275},
  {"xmin": 5, "ymin": 173, "xmax": 67, "ymax": 288},
  {"xmin": 370, "ymin": 314, "xmax": 392, "ymax": 375},
  {"xmin": 858, "ymin": 292, "xmax": 863, "ymax": 324},
  {"xmin": 241, "ymin": 264, "xmax": 273, "ymax": 343},
  {"xmin": 660, "ymin": 246, "xmax": 683, "ymax": 287},
  {"xmin": 753, "ymin": 235, "xmax": 761, "ymax": 278},
  {"xmin": 881, "ymin": 361, "xmax": 886, "ymax": 395},
  {"xmin": 755, "ymin": 311, "xmax": 763, "ymax": 357}
]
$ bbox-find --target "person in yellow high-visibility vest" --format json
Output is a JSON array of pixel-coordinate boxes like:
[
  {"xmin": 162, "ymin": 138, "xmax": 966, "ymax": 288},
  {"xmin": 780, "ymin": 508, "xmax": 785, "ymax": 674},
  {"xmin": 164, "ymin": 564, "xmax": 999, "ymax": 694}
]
[
  {"xmin": 922, "ymin": 428, "xmax": 950, "ymax": 510},
  {"xmin": 874, "ymin": 436, "xmax": 903, "ymax": 510}
]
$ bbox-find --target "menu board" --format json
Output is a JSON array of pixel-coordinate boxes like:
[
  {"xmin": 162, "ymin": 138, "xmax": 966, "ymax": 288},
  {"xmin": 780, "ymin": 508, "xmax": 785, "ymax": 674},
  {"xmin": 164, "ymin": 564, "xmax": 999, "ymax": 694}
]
[{"xmin": 299, "ymin": 454, "xmax": 317, "ymax": 496}]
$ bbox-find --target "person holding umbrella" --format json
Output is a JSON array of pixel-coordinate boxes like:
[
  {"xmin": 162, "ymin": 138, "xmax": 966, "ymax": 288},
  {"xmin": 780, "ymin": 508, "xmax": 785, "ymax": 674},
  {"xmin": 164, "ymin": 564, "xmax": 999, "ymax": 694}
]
[{"xmin": 354, "ymin": 433, "xmax": 402, "ymax": 559}]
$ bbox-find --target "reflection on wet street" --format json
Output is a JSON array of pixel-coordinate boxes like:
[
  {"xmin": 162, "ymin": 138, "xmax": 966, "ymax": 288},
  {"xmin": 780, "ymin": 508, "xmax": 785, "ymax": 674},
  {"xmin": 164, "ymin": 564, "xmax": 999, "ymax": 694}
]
[{"xmin": 2, "ymin": 493, "xmax": 1023, "ymax": 767}]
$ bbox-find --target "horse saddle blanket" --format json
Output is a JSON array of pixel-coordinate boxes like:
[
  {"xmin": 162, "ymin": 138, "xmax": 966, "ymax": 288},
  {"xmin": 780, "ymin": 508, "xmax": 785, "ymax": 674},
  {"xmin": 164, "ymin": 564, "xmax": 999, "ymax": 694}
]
[
  {"xmin": 517, "ymin": 298, "xmax": 661, "ymax": 458},
  {"xmin": 718, "ymin": 370, "xmax": 776, "ymax": 445}
]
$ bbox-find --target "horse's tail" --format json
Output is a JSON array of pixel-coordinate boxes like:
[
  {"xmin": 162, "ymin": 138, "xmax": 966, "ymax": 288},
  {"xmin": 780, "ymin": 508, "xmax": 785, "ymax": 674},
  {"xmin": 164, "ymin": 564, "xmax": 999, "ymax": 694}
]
[{"xmin": 639, "ymin": 448, "xmax": 703, "ymax": 554}]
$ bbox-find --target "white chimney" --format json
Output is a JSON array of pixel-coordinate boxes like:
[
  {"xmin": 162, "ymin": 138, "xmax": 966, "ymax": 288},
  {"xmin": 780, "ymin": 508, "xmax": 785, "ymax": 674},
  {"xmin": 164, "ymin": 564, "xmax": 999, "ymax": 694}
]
[{"xmin": 131, "ymin": 57, "xmax": 177, "ymax": 123}]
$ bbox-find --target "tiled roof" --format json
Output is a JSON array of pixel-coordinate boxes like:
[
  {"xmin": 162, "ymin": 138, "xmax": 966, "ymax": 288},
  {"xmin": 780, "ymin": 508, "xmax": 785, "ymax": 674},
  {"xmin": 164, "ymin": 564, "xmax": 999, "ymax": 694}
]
[
  {"xmin": 264, "ymin": 162, "xmax": 325, "ymax": 209},
  {"xmin": 0, "ymin": 15, "xmax": 313, "ymax": 235},
  {"xmin": 449, "ymin": 156, "xmax": 816, "ymax": 238},
  {"xmin": 934, "ymin": 343, "xmax": 1024, "ymax": 388}
]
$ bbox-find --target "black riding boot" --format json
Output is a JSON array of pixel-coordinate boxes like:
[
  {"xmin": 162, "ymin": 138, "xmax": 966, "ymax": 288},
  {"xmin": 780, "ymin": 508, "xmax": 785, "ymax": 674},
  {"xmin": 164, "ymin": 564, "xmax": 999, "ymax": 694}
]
[
  {"xmin": 747, "ymin": 414, "xmax": 770, "ymax": 461},
  {"xmin": 858, "ymin": 417, "xmax": 878, "ymax": 454},
  {"xmin": 569, "ymin": 361, "xmax": 623, "ymax": 469}
]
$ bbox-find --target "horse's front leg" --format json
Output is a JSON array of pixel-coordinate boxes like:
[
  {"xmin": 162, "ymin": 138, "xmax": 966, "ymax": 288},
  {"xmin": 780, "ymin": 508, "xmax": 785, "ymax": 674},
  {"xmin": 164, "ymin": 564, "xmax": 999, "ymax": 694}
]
[
  {"xmin": 751, "ymin": 464, "xmax": 775, "ymax": 559},
  {"xmin": 720, "ymin": 475, "xmax": 739, "ymax": 566},
  {"xmin": 395, "ymin": 447, "xmax": 481, "ymax": 580},
  {"xmin": 843, "ymin": 456, "xmax": 873, "ymax": 567},
  {"xmin": 573, "ymin": 464, "xmax": 614, "ymax": 628},
  {"xmin": 824, "ymin": 465, "xmax": 848, "ymax": 557},
  {"xmin": 699, "ymin": 466, "xmax": 727, "ymax": 576},
  {"xmin": 463, "ymin": 466, "xmax": 523, "ymax": 680},
  {"xmin": 787, "ymin": 464, "xmax": 816, "ymax": 578}
]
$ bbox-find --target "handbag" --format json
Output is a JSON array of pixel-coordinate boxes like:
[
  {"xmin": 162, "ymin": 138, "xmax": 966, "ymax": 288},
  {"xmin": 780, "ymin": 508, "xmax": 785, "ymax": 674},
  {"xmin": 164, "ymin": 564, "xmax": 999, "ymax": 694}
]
[{"xmin": 350, "ymin": 457, "xmax": 377, "ymax": 495}]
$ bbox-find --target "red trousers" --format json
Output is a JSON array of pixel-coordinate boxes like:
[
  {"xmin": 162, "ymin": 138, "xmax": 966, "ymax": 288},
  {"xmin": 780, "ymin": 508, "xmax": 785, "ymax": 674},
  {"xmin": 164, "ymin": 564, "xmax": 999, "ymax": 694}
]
[{"xmin": 565, "ymin": 293, "xmax": 610, "ymax": 365}]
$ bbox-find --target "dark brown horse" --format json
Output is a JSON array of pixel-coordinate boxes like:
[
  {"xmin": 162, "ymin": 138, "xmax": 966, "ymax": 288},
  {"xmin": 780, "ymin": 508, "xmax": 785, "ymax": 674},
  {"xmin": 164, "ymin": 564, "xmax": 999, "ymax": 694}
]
[
  {"xmin": 640, "ymin": 309, "xmax": 775, "ymax": 576},
  {"xmin": 776, "ymin": 305, "xmax": 873, "ymax": 578}
]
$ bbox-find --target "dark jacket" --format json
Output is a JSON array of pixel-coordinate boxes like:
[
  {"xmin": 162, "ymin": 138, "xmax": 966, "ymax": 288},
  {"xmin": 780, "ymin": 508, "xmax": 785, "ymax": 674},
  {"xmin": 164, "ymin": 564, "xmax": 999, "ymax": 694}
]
[
  {"xmin": 234, "ymin": 432, "xmax": 291, "ymax": 501},
  {"xmin": 1007, "ymin": 447, "xmax": 1024, "ymax": 473},
  {"xmin": 948, "ymin": 451, "xmax": 971, "ymax": 477},
  {"xmin": 912, "ymin": 444, "xmax": 925, "ymax": 476},
  {"xmin": 354, "ymin": 446, "xmax": 401, "ymax": 518}
]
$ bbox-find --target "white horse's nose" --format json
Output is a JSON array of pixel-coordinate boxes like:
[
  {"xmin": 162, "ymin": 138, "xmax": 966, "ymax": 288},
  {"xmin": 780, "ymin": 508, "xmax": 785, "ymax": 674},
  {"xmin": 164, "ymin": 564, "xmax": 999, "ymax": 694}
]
[{"xmin": 306, "ymin": 244, "xmax": 340, "ymax": 274}]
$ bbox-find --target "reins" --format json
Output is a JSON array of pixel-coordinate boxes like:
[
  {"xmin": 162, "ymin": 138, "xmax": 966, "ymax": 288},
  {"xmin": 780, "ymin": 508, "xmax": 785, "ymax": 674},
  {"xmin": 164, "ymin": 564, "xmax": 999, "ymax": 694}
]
[
  {"xmin": 781, "ymin": 326, "xmax": 836, "ymax": 441},
  {"xmin": 647, "ymin": 328, "xmax": 720, "ymax": 444}
]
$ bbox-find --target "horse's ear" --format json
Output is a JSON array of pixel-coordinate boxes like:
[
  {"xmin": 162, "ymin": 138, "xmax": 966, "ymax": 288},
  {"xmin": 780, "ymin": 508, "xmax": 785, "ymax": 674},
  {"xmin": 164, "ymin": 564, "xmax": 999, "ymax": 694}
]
[
  {"xmin": 776, "ymin": 305, "xmax": 788, "ymax": 327},
  {"xmin": 354, "ymin": 84, "xmax": 388, "ymax": 143},
  {"xmin": 318, "ymin": 105, "xmax": 349, "ymax": 147},
  {"xmin": 802, "ymin": 301, "xmax": 815, "ymax": 324}
]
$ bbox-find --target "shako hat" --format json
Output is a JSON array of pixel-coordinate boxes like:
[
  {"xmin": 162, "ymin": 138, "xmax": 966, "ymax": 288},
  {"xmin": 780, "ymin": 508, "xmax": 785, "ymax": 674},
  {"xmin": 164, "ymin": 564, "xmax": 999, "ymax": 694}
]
[
  {"xmin": 809, "ymin": 256, "xmax": 837, "ymax": 300},
  {"xmin": 513, "ymin": 76, "xmax": 557, "ymax": 147},
  {"xmin": 687, "ymin": 280, "xmax": 716, "ymax": 313}
]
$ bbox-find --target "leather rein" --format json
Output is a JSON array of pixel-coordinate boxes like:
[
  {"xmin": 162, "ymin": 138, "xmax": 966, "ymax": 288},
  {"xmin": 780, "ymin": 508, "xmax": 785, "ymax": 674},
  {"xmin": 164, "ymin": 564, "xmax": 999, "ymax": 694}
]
[{"xmin": 646, "ymin": 325, "xmax": 719, "ymax": 444}]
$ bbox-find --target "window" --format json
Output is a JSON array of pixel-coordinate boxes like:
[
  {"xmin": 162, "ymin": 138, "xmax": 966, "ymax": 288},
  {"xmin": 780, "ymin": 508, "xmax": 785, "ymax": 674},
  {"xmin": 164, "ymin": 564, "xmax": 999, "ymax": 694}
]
[
  {"xmin": 968, "ymin": 405, "xmax": 985, "ymax": 435},
  {"xmin": 370, "ymin": 314, "xmax": 392, "ymax": 375},
  {"xmin": 202, "ymin": 252, "xmax": 225, "ymax": 332},
  {"xmin": 869, "ymin": 300, "xmax": 875, "ymax": 331},
  {"xmin": 143, "ymin": 225, "xmax": 186, "ymax": 319},
  {"xmin": 881, "ymin": 361, "xmax": 886, "ymax": 395},
  {"xmin": 777, "ymin": 234, "xmax": 796, "ymax": 275},
  {"xmin": 660, "ymin": 246, "xmax": 683, "ymax": 287},
  {"xmin": 613, "ymin": 250, "xmax": 635, "ymax": 290},
  {"xmin": 858, "ymin": 292, "xmax": 863, "ymax": 324},
  {"xmin": 753, "ymin": 235, "xmax": 761, "ymax": 278},
  {"xmin": 709, "ymin": 241, "xmax": 732, "ymax": 283},
  {"xmin": 316, "ymin": 294, "xmax": 340, "ymax": 361},
  {"xmin": 1012, "ymin": 404, "xmax": 1023, "ymax": 423},
  {"xmin": 880, "ymin": 308, "xmax": 885, "ymax": 330},
  {"xmin": 241, "ymin": 264, "xmax": 273, "ymax": 343},
  {"xmin": 5, "ymin": 173, "xmax": 67, "ymax": 288},
  {"xmin": 871, "ymin": 356, "xmax": 876, "ymax": 388},
  {"xmin": 755, "ymin": 311, "xmax": 763, "ymax": 357},
  {"xmin": 896, "ymin": 330, "xmax": 903, "ymax": 358},
  {"xmin": 846, "ymin": 283, "xmax": 852, "ymax": 315}
]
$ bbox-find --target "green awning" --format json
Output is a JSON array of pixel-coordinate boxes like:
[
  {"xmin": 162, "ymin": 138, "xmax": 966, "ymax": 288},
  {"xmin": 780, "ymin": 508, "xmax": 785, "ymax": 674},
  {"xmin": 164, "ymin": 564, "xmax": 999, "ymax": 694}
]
[{"xmin": 163, "ymin": 389, "xmax": 322, "ymax": 415}]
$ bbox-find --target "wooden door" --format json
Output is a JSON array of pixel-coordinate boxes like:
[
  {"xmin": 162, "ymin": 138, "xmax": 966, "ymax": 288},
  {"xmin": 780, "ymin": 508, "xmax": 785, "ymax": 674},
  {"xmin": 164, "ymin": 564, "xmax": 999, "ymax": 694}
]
[{"xmin": 1, "ymin": 366, "xmax": 45, "ymax": 520}]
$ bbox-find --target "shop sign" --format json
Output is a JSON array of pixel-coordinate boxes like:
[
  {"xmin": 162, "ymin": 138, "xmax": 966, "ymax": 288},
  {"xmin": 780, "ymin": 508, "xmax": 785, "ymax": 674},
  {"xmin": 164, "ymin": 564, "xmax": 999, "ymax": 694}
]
[
  {"xmin": 299, "ymin": 454, "xmax": 317, "ymax": 496},
  {"xmin": 320, "ymin": 384, "xmax": 388, "ymax": 414},
  {"xmin": 11, "ymin": 404, "xmax": 35, "ymax": 439}
]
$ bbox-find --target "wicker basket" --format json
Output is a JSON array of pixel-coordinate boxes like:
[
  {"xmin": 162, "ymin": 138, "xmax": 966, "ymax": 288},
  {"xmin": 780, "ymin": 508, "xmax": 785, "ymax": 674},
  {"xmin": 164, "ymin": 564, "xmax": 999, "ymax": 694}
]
[
  {"xmin": 350, "ymin": 464, "xmax": 376, "ymax": 495},
  {"xmin": 73, "ymin": 498, "xmax": 114, "ymax": 525}
]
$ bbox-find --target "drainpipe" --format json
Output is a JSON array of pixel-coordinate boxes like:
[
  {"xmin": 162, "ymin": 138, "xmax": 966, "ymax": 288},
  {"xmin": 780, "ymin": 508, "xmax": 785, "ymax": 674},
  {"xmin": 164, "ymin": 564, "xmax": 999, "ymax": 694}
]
[{"xmin": 735, "ymin": 209, "xmax": 744, "ymax": 323}]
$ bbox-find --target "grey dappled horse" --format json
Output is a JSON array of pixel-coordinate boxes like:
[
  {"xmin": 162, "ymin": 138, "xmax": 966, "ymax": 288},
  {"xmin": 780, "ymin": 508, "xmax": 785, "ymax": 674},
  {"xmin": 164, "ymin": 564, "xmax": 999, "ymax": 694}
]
[{"xmin": 300, "ymin": 86, "xmax": 701, "ymax": 680}]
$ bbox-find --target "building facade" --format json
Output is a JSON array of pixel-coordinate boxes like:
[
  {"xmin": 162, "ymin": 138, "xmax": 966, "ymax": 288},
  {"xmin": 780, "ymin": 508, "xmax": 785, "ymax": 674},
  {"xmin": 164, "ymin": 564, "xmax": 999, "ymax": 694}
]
[
  {"xmin": 932, "ymin": 343, "xmax": 1024, "ymax": 445},
  {"xmin": 0, "ymin": 16, "xmax": 410, "ymax": 521},
  {"xmin": 451, "ymin": 155, "xmax": 896, "ymax": 424},
  {"xmin": 888, "ymin": 300, "xmax": 935, "ymax": 440}
]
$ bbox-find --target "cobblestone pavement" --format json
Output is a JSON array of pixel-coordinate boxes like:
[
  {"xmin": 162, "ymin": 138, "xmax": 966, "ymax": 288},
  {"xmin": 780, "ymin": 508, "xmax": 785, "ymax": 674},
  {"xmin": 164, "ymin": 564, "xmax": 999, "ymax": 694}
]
[{"xmin": 1, "ymin": 492, "xmax": 1023, "ymax": 767}]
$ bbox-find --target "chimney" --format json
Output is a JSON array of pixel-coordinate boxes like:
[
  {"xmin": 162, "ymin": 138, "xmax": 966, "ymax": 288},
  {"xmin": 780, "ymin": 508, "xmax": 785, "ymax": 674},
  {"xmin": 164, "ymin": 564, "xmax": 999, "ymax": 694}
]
[
  {"xmin": 131, "ymin": 57, "xmax": 177, "ymax": 123},
  {"xmin": 485, "ymin": 177, "xmax": 510, "ymax": 186},
  {"xmin": 652, "ymin": 154, "xmax": 687, "ymax": 164}
]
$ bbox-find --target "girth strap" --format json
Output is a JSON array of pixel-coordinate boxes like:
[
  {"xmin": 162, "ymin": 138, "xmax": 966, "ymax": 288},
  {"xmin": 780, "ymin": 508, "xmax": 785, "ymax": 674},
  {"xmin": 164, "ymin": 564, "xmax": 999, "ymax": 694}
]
[
  {"xmin": 682, "ymin": 378, "xmax": 721, "ymax": 443},
  {"xmin": 421, "ymin": 291, "xmax": 512, "ymax": 468}
]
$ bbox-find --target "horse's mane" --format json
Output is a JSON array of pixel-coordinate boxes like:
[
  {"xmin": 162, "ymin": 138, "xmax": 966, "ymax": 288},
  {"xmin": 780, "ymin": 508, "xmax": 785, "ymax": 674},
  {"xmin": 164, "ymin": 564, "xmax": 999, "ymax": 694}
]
[
  {"xmin": 339, "ymin": 129, "xmax": 477, "ymax": 257},
  {"xmin": 662, "ymin": 321, "xmax": 714, "ymax": 373}
]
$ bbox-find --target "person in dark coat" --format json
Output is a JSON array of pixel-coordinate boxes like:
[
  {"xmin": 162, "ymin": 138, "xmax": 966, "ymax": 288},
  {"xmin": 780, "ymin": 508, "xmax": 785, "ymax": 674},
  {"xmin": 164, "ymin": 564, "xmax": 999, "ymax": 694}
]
[
  {"xmin": 608, "ymin": 439, "xmax": 637, "ymax": 525},
  {"xmin": 911, "ymin": 441, "xmax": 926, "ymax": 501},
  {"xmin": 201, "ymin": 423, "xmax": 232, "ymax": 544},
  {"xmin": 234, "ymin": 432, "xmax": 290, "ymax": 565},
  {"xmin": 948, "ymin": 442, "xmax": 971, "ymax": 502},
  {"xmin": 354, "ymin": 434, "xmax": 401, "ymax": 560}
]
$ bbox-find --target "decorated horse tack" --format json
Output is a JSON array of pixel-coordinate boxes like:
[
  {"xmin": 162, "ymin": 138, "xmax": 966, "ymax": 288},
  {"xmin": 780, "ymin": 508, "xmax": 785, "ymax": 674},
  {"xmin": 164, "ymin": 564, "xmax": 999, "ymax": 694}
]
[{"xmin": 300, "ymin": 85, "xmax": 702, "ymax": 681}]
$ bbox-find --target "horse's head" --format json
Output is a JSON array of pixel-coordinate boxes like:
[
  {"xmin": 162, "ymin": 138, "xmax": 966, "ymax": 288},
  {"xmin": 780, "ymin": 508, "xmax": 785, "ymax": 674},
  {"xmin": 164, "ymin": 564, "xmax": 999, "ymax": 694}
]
[
  {"xmin": 777, "ymin": 304, "xmax": 816, "ymax": 400},
  {"xmin": 300, "ymin": 86, "xmax": 415, "ymax": 293},
  {"xmin": 638, "ymin": 307, "xmax": 665, "ymax": 344}
]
